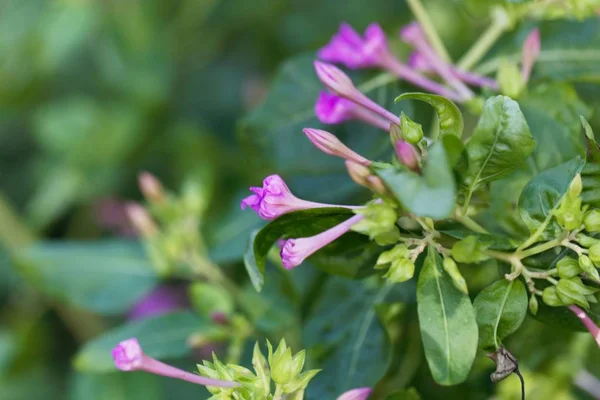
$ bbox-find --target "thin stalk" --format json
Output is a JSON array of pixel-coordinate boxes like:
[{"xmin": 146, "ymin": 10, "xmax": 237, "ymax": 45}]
[
  {"xmin": 457, "ymin": 10, "xmax": 510, "ymax": 71},
  {"xmin": 406, "ymin": 0, "xmax": 451, "ymax": 63},
  {"xmin": 456, "ymin": 214, "xmax": 489, "ymax": 234},
  {"xmin": 517, "ymin": 238, "xmax": 562, "ymax": 259}
]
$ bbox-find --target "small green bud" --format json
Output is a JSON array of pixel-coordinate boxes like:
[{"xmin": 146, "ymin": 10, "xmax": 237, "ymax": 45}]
[
  {"xmin": 556, "ymin": 279, "xmax": 590, "ymax": 309},
  {"xmin": 542, "ymin": 286, "xmax": 563, "ymax": 307},
  {"xmin": 529, "ymin": 295, "xmax": 538, "ymax": 315},
  {"xmin": 589, "ymin": 243, "xmax": 600, "ymax": 264},
  {"xmin": 383, "ymin": 258, "xmax": 415, "ymax": 283},
  {"xmin": 400, "ymin": 112, "xmax": 424, "ymax": 144},
  {"xmin": 376, "ymin": 244, "xmax": 409, "ymax": 269},
  {"xmin": 587, "ymin": 294, "xmax": 599, "ymax": 304},
  {"xmin": 579, "ymin": 255, "xmax": 600, "ymax": 282},
  {"xmin": 557, "ymin": 256, "xmax": 583, "ymax": 279},
  {"xmin": 555, "ymin": 196, "xmax": 583, "ymax": 231},
  {"xmin": 252, "ymin": 343, "xmax": 270, "ymax": 392},
  {"xmin": 270, "ymin": 340, "xmax": 295, "ymax": 384},
  {"xmin": 584, "ymin": 210, "xmax": 600, "ymax": 232},
  {"xmin": 442, "ymin": 258, "xmax": 468, "ymax": 294},
  {"xmin": 282, "ymin": 369, "xmax": 321, "ymax": 394},
  {"xmin": 576, "ymin": 233, "xmax": 600, "ymax": 248},
  {"xmin": 568, "ymin": 277, "xmax": 599, "ymax": 296},
  {"xmin": 352, "ymin": 201, "xmax": 399, "ymax": 243},
  {"xmin": 451, "ymin": 236, "xmax": 490, "ymax": 264},
  {"xmin": 569, "ymin": 174, "xmax": 583, "ymax": 199},
  {"xmin": 497, "ymin": 59, "xmax": 525, "ymax": 98}
]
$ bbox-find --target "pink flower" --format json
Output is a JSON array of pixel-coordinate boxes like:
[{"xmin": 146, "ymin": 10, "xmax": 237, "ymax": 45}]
[
  {"xmin": 395, "ymin": 140, "xmax": 420, "ymax": 172},
  {"xmin": 315, "ymin": 92, "xmax": 391, "ymax": 130},
  {"xmin": 241, "ymin": 174, "xmax": 358, "ymax": 220},
  {"xmin": 407, "ymin": 51, "xmax": 432, "ymax": 72},
  {"xmin": 112, "ymin": 338, "xmax": 240, "ymax": 387},
  {"xmin": 522, "ymin": 28, "xmax": 541, "ymax": 83},
  {"xmin": 337, "ymin": 387, "xmax": 372, "ymax": 400},
  {"xmin": 319, "ymin": 23, "xmax": 389, "ymax": 69},
  {"xmin": 280, "ymin": 213, "xmax": 365, "ymax": 269},
  {"xmin": 314, "ymin": 61, "xmax": 357, "ymax": 98},
  {"xmin": 303, "ymin": 128, "xmax": 371, "ymax": 165},
  {"xmin": 127, "ymin": 284, "xmax": 190, "ymax": 321}
]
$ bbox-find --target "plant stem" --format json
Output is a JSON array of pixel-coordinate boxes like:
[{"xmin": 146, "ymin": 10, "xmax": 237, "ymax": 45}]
[
  {"xmin": 406, "ymin": 0, "xmax": 451, "ymax": 63},
  {"xmin": 518, "ymin": 238, "xmax": 563, "ymax": 259},
  {"xmin": 457, "ymin": 8, "xmax": 511, "ymax": 71},
  {"xmin": 274, "ymin": 384, "xmax": 284, "ymax": 400},
  {"xmin": 455, "ymin": 214, "xmax": 489, "ymax": 234}
]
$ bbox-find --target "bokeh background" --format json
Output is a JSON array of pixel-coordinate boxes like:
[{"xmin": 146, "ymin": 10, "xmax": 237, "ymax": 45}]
[{"xmin": 1, "ymin": 0, "xmax": 600, "ymax": 399}]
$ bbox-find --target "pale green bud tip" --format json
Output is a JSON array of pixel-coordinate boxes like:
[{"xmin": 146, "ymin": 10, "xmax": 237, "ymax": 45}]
[
  {"xmin": 589, "ymin": 243, "xmax": 600, "ymax": 264},
  {"xmin": 569, "ymin": 174, "xmax": 583, "ymax": 198},
  {"xmin": 542, "ymin": 286, "xmax": 563, "ymax": 307},
  {"xmin": 529, "ymin": 295, "xmax": 538, "ymax": 315},
  {"xmin": 497, "ymin": 59, "xmax": 524, "ymax": 98},
  {"xmin": 400, "ymin": 112, "xmax": 424, "ymax": 144},
  {"xmin": 556, "ymin": 278, "xmax": 590, "ymax": 309},
  {"xmin": 584, "ymin": 210, "xmax": 600, "ymax": 233}
]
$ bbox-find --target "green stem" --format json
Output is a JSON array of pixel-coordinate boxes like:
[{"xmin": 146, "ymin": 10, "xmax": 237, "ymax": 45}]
[
  {"xmin": 274, "ymin": 384, "xmax": 284, "ymax": 400},
  {"xmin": 406, "ymin": 0, "xmax": 451, "ymax": 63},
  {"xmin": 456, "ymin": 8, "xmax": 510, "ymax": 71},
  {"xmin": 456, "ymin": 214, "xmax": 489, "ymax": 234},
  {"xmin": 518, "ymin": 238, "xmax": 563, "ymax": 259}
]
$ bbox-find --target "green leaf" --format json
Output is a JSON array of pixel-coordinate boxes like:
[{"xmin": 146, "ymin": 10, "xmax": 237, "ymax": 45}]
[
  {"xmin": 304, "ymin": 278, "xmax": 392, "ymax": 399},
  {"xmin": 473, "ymin": 280, "xmax": 528, "ymax": 350},
  {"xmin": 244, "ymin": 208, "xmax": 379, "ymax": 290},
  {"xmin": 239, "ymin": 55, "xmax": 404, "ymax": 202},
  {"xmin": 18, "ymin": 240, "xmax": 158, "ymax": 315},
  {"xmin": 463, "ymin": 95, "xmax": 535, "ymax": 198},
  {"xmin": 534, "ymin": 301, "xmax": 600, "ymax": 332},
  {"xmin": 520, "ymin": 84, "xmax": 589, "ymax": 172},
  {"xmin": 69, "ymin": 372, "xmax": 162, "ymax": 400},
  {"xmin": 417, "ymin": 247, "xmax": 478, "ymax": 385},
  {"xmin": 375, "ymin": 142, "xmax": 455, "ymax": 219},
  {"xmin": 395, "ymin": 92, "xmax": 464, "ymax": 138},
  {"xmin": 518, "ymin": 157, "xmax": 585, "ymax": 240},
  {"xmin": 74, "ymin": 311, "xmax": 226, "ymax": 373},
  {"xmin": 440, "ymin": 230, "xmax": 519, "ymax": 251}
]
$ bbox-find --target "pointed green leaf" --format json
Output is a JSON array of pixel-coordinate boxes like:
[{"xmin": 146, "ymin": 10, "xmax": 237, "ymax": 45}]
[{"xmin": 396, "ymin": 92, "xmax": 464, "ymax": 138}]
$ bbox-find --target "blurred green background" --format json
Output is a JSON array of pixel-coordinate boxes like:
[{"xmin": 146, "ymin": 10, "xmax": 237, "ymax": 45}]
[{"xmin": 1, "ymin": 0, "xmax": 600, "ymax": 399}]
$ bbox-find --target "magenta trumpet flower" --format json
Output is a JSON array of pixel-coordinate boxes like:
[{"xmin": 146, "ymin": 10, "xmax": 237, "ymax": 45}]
[
  {"xmin": 337, "ymin": 387, "xmax": 372, "ymax": 400},
  {"xmin": 280, "ymin": 213, "xmax": 365, "ymax": 269},
  {"xmin": 318, "ymin": 23, "xmax": 389, "ymax": 69},
  {"xmin": 241, "ymin": 174, "xmax": 359, "ymax": 220},
  {"xmin": 315, "ymin": 92, "xmax": 390, "ymax": 131},
  {"xmin": 112, "ymin": 338, "xmax": 240, "ymax": 388}
]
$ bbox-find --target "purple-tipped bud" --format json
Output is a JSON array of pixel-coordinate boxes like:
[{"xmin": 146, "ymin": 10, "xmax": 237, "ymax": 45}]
[
  {"xmin": 303, "ymin": 128, "xmax": 371, "ymax": 165},
  {"xmin": 280, "ymin": 213, "xmax": 365, "ymax": 269},
  {"xmin": 314, "ymin": 61, "xmax": 357, "ymax": 98},
  {"xmin": 138, "ymin": 172, "xmax": 165, "ymax": 203},
  {"xmin": 113, "ymin": 338, "xmax": 144, "ymax": 371},
  {"xmin": 400, "ymin": 21, "xmax": 425, "ymax": 45},
  {"xmin": 395, "ymin": 140, "xmax": 420, "ymax": 171},
  {"xmin": 112, "ymin": 338, "xmax": 240, "ymax": 387},
  {"xmin": 366, "ymin": 175, "xmax": 387, "ymax": 195},
  {"xmin": 125, "ymin": 203, "xmax": 159, "ymax": 236},
  {"xmin": 318, "ymin": 23, "xmax": 389, "ymax": 69},
  {"xmin": 337, "ymin": 387, "xmax": 372, "ymax": 400},
  {"xmin": 407, "ymin": 51, "xmax": 432, "ymax": 72},
  {"xmin": 241, "ymin": 174, "xmax": 357, "ymax": 220},
  {"xmin": 345, "ymin": 160, "xmax": 371, "ymax": 187},
  {"xmin": 521, "ymin": 28, "xmax": 541, "ymax": 83},
  {"xmin": 315, "ymin": 92, "xmax": 357, "ymax": 124}
]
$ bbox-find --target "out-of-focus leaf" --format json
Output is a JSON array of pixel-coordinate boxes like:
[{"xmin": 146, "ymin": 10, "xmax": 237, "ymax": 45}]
[
  {"xmin": 19, "ymin": 240, "xmax": 158, "ymax": 315},
  {"xmin": 74, "ymin": 311, "xmax": 226, "ymax": 373},
  {"xmin": 417, "ymin": 247, "xmax": 478, "ymax": 385},
  {"xmin": 473, "ymin": 280, "xmax": 528, "ymax": 350},
  {"xmin": 376, "ymin": 142, "xmax": 455, "ymax": 219},
  {"xmin": 304, "ymin": 278, "xmax": 392, "ymax": 399},
  {"xmin": 518, "ymin": 157, "xmax": 585, "ymax": 240},
  {"xmin": 69, "ymin": 372, "xmax": 161, "ymax": 400}
]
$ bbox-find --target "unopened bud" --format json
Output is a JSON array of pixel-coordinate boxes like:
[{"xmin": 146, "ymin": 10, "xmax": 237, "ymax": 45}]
[
  {"xmin": 400, "ymin": 112, "xmax": 424, "ymax": 144},
  {"xmin": 443, "ymin": 257, "xmax": 468, "ymax": 294},
  {"xmin": 376, "ymin": 244, "xmax": 410, "ymax": 269},
  {"xmin": 576, "ymin": 233, "xmax": 599, "ymax": 248},
  {"xmin": 138, "ymin": 172, "xmax": 165, "ymax": 203},
  {"xmin": 529, "ymin": 295, "xmax": 538, "ymax": 315},
  {"xmin": 303, "ymin": 128, "xmax": 370, "ymax": 165},
  {"xmin": 542, "ymin": 286, "xmax": 563, "ymax": 307},
  {"xmin": 589, "ymin": 243, "xmax": 600, "ymax": 264},
  {"xmin": 366, "ymin": 176, "xmax": 387, "ymax": 195},
  {"xmin": 497, "ymin": 59, "xmax": 524, "ymax": 98},
  {"xmin": 521, "ymin": 28, "xmax": 541, "ymax": 83},
  {"xmin": 125, "ymin": 203, "xmax": 158, "ymax": 237},
  {"xmin": 579, "ymin": 255, "xmax": 600, "ymax": 282},
  {"xmin": 345, "ymin": 160, "xmax": 370, "ymax": 187},
  {"xmin": 395, "ymin": 140, "xmax": 420, "ymax": 171},
  {"xmin": 555, "ymin": 196, "xmax": 583, "ymax": 231},
  {"xmin": 383, "ymin": 257, "xmax": 415, "ymax": 283},
  {"xmin": 390, "ymin": 123, "xmax": 403, "ymax": 143},
  {"xmin": 569, "ymin": 174, "xmax": 583, "ymax": 199},
  {"xmin": 314, "ymin": 61, "xmax": 357, "ymax": 98},
  {"xmin": 584, "ymin": 209, "xmax": 600, "ymax": 232},
  {"xmin": 557, "ymin": 256, "xmax": 583, "ymax": 279},
  {"xmin": 556, "ymin": 278, "xmax": 590, "ymax": 309}
]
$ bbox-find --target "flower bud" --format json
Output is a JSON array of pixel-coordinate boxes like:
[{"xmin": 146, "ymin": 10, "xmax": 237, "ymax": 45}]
[
  {"xmin": 569, "ymin": 174, "xmax": 583, "ymax": 199},
  {"xmin": 556, "ymin": 279, "xmax": 590, "ymax": 309},
  {"xmin": 138, "ymin": 172, "xmax": 166, "ymax": 203},
  {"xmin": 366, "ymin": 175, "xmax": 387, "ymax": 195},
  {"xmin": 282, "ymin": 369, "xmax": 321, "ymax": 394},
  {"xmin": 451, "ymin": 236, "xmax": 490, "ymax": 264},
  {"xmin": 497, "ymin": 59, "xmax": 524, "ymax": 98},
  {"xmin": 390, "ymin": 123, "xmax": 403, "ymax": 143},
  {"xmin": 345, "ymin": 160, "xmax": 370, "ymax": 187},
  {"xmin": 529, "ymin": 295, "xmax": 538, "ymax": 315},
  {"xmin": 400, "ymin": 112, "xmax": 424, "ymax": 144},
  {"xmin": 376, "ymin": 244, "xmax": 410, "ymax": 269},
  {"xmin": 557, "ymin": 256, "xmax": 583, "ymax": 279},
  {"xmin": 555, "ymin": 196, "xmax": 583, "ymax": 231},
  {"xmin": 303, "ymin": 128, "xmax": 371, "ymax": 165},
  {"xmin": 542, "ymin": 286, "xmax": 563, "ymax": 307},
  {"xmin": 589, "ymin": 243, "xmax": 600, "ymax": 264},
  {"xmin": 584, "ymin": 209, "xmax": 600, "ymax": 232},
  {"xmin": 270, "ymin": 341, "xmax": 294, "ymax": 384},
  {"xmin": 383, "ymin": 257, "xmax": 415, "ymax": 283},
  {"xmin": 314, "ymin": 61, "xmax": 357, "ymax": 98},
  {"xmin": 252, "ymin": 343, "xmax": 270, "ymax": 390},
  {"xmin": 125, "ymin": 203, "xmax": 159, "ymax": 237},
  {"xmin": 576, "ymin": 233, "xmax": 599, "ymax": 248},
  {"xmin": 395, "ymin": 140, "xmax": 420, "ymax": 172},
  {"xmin": 352, "ymin": 201, "xmax": 400, "ymax": 245},
  {"xmin": 443, "ymin": 257, "xmax": 468, "ymax": 294},
  {"xmin": 521, "ymin": 28, "xmax": 540, "ymax": 83},
  {"xmin": 579, "ymin": 255, "xmax": 600, "ymax": 282}
]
